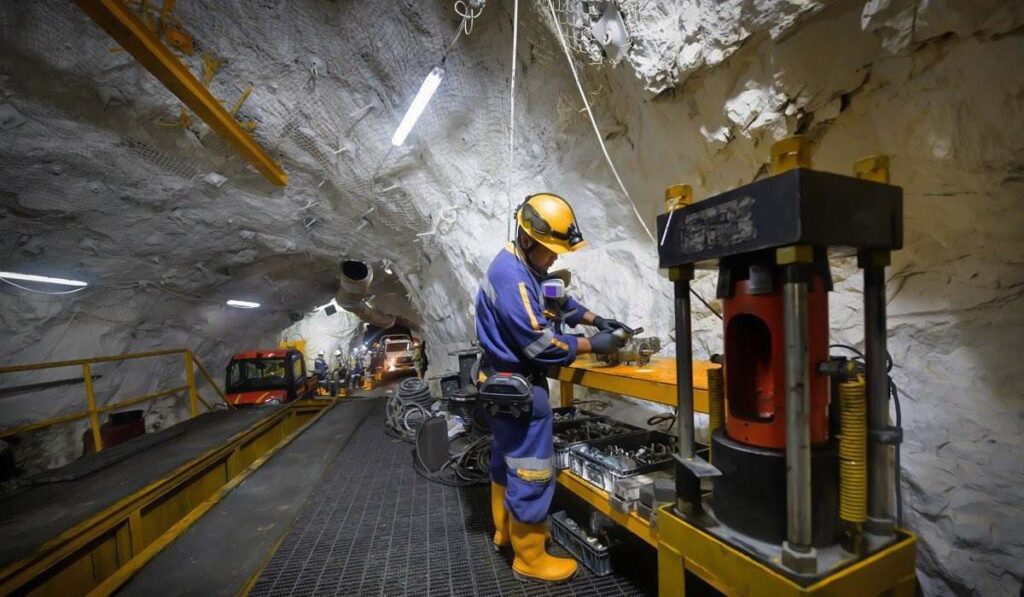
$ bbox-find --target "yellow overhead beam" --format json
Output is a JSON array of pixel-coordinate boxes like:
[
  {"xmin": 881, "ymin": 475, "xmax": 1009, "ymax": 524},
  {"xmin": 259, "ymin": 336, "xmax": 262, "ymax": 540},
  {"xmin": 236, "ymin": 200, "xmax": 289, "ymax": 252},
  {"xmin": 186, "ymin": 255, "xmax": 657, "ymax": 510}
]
[{"xmin": 74, "ymin": 0, "xmax": 288, "ymax": 186}]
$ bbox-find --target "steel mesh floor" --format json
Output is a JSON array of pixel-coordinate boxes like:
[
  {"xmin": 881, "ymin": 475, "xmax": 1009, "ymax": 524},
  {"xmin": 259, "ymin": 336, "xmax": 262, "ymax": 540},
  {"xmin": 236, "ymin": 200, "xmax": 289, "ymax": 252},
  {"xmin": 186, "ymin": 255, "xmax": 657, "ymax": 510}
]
[{"xmin": 249, "ymin": 400, "xmax": 654, "ymax": 597}]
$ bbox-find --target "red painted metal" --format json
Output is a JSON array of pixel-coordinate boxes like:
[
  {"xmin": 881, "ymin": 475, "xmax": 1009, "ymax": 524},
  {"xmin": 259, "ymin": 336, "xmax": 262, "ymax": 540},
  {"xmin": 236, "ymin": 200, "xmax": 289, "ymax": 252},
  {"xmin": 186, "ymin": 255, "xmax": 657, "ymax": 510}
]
[{"xmin": 722, "ymin": 272, "xmax": 830, "ymax": 449}]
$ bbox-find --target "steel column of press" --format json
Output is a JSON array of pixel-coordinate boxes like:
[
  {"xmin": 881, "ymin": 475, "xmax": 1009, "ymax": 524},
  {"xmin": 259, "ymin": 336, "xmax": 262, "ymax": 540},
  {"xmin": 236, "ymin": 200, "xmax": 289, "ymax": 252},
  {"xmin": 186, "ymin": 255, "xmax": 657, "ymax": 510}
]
[
  {"xmin": 783, "ymin": 267, "xmax": 811, "ymax": 550},
  {"xmin": 778, "ymin": 246, "xmax": 816, "ymax": 574},
  {"xmin": 672, "ymin": 269, "xmax": 695, "ymax": 462},
  {"xmin": 863, "ymin": 254, "xmax": 895, "ymax": 536}
]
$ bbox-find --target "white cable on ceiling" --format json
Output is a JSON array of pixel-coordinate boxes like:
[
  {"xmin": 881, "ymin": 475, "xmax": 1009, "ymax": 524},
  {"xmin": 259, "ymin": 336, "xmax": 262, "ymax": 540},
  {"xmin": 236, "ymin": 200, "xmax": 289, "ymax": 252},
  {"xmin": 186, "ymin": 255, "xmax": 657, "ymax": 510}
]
[
  {"xmin": 507, "ymin": 0, "xmax": 520, "ymax": 241},
  {"xmin": 544, "ymin": 0, "xmax": 656, "ymax": 245}
]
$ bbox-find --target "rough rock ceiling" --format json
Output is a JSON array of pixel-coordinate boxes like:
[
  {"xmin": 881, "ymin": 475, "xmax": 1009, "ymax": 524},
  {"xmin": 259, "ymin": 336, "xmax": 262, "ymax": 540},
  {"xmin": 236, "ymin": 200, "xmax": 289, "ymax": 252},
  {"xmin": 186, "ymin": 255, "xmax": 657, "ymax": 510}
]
[{"xmin": 0, "ymin": 1, "xmax": 1022, "ymax": 594}]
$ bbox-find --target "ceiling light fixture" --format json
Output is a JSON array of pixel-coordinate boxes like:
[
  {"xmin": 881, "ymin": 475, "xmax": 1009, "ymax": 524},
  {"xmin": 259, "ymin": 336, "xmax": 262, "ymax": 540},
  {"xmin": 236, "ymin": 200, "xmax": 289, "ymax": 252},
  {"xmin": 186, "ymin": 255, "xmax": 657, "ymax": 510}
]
[
  {"xmin": 391, "ymin": 65, "xmax": 444, "ymax": 146},
  {"xmin": 226, "ymin": 299, "xmax": 260, "ymax": 309},
  {"xmin": 0, "ymin": 271, "xmax": 88, "ymax": 287}
]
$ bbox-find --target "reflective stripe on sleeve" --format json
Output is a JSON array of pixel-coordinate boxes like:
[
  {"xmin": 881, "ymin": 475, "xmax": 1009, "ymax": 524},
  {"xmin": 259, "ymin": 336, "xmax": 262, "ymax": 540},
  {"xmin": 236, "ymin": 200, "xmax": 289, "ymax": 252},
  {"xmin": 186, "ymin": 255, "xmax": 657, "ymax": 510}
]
[
  {"xmin": 517, "ymin": 282, "xmax": 541, "ymax": 330},
  {"xmin": 523, "ymin": 329, "xmax": 555, "ymax": 358}
]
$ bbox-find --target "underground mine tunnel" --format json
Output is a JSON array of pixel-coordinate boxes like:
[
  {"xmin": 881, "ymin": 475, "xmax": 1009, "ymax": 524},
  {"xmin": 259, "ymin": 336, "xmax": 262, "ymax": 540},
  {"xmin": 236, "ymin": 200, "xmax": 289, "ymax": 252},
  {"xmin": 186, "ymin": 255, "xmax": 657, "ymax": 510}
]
[{"xmin": 0, "ymin": 1, "xmax": 1021, "ymax": 596}]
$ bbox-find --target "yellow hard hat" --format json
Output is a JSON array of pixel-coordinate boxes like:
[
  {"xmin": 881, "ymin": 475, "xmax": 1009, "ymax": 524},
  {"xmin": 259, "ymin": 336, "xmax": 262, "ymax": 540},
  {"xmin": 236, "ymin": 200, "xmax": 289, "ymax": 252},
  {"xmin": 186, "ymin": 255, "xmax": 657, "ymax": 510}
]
[{"xmin": 516, "ymin": 193, "xmax": 587, "ymax": 254}]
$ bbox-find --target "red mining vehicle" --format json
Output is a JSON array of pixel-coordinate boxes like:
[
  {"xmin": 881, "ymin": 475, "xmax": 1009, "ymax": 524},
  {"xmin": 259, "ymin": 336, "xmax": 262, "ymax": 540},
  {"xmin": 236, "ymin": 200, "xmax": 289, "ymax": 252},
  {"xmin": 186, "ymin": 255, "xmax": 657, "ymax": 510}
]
[{"xmin": 224, "ymin": 348, "xmax": 317, "ymax": 406}]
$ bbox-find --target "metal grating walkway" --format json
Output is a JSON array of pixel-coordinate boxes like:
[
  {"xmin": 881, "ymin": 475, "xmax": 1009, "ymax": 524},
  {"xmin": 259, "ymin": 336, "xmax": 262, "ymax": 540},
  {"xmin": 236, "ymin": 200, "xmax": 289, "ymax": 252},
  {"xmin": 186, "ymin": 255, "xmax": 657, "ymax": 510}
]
[{"xmin": 249, "ymin": 400, "xmax": 654, "ymax": 597}]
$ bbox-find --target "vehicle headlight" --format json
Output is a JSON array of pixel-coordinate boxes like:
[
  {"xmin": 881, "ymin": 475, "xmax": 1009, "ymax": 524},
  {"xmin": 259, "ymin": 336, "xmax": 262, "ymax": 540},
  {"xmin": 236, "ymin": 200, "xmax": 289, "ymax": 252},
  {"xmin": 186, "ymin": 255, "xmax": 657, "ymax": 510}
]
[{"xmin": 265, "ymin": 398, "xmax": 282, "ymax": 406}]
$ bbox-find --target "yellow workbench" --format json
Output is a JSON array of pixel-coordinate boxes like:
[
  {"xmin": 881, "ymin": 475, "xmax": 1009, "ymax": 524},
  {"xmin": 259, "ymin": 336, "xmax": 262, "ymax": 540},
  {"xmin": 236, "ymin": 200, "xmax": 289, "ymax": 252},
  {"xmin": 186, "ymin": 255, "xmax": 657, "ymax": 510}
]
[
  {"xmin": 550, "ymin": 356, "xmax": 715, "ymax": 412},
  {"xmin": 547, "ymin": 356, "xmax": 716, "ymax": 549}
]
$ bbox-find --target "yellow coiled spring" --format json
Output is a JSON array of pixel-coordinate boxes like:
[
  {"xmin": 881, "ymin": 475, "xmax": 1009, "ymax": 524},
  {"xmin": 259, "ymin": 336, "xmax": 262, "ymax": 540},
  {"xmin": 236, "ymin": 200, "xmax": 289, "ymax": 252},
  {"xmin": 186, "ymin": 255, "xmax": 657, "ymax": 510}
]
[{"xmin": 839, "ymin": 377, "xmax": 867, "ymax": 523}]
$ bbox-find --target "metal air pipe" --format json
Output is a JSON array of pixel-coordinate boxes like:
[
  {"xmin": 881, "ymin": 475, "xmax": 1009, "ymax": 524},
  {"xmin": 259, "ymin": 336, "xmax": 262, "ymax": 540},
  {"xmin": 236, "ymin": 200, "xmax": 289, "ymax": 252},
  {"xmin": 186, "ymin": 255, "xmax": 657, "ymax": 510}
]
[{"xmin": 335, "ymin": 260, "xmax": 398, "ymax": 329}]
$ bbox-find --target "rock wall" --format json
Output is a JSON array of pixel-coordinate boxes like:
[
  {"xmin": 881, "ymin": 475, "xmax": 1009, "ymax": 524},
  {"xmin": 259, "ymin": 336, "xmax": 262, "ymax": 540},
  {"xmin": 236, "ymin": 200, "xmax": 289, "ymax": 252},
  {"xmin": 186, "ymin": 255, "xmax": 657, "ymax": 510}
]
[
  {"xmin": 0, "ymin": 1, "xmax": 1020, "ymax": 593},
  {"xmin": 584, "ymin": 1, "xmax": 1023, "ymax": 594}
]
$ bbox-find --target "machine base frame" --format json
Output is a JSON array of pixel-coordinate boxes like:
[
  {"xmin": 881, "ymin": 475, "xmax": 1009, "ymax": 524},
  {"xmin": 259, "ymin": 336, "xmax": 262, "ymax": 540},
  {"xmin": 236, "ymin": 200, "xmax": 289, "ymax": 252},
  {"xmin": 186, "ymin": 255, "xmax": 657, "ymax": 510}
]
[{"xmin": 657, "ymin": 504, "xmax": 916, "ymax": 596}]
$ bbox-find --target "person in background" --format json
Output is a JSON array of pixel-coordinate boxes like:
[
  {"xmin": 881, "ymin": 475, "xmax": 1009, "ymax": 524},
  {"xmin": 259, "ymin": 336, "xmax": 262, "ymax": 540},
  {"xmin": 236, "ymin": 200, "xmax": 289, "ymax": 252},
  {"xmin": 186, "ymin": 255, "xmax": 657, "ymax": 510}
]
[
  {"xmin": 412, "ymin": 341, "xmax": 426, "ymax": 379},
  {"xmin": 313, "ymin": 350, "xmax": 328, "ymax": 379},
  {"xmin": 349, "ymin": 357, "xmax": 364, "ymax": 391}
]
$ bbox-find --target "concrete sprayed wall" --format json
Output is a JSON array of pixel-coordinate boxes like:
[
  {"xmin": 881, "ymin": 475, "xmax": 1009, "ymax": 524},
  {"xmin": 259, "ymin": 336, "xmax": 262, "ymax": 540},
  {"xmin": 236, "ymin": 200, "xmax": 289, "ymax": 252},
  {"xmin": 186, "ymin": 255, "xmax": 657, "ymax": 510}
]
[{"xmin": 0, "ymin": 1, "xmax": 1020, "ymax": 593}]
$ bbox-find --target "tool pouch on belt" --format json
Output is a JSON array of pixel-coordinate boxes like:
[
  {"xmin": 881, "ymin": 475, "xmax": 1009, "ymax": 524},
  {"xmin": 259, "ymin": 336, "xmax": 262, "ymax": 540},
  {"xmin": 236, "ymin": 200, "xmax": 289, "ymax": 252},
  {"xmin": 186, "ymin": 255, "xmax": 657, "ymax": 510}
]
[{"xmin": 478, "ymin": 372, "xmax": 532, "ymax": 419}]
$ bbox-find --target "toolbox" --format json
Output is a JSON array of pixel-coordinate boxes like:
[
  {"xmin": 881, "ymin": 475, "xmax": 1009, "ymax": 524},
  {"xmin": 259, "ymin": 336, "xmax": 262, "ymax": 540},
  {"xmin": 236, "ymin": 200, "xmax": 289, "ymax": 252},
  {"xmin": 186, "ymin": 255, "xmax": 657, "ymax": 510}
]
[
  {"xmin": 553, "ymin": 416, "xmax": 642, "ymax": 469},
  {"xmin": 568, "ymin": 430, "xmax": 677, "ymax": 495},
  {"xmin": 550, "ymin": 511, "xmax": 614, "ymax": 576}
]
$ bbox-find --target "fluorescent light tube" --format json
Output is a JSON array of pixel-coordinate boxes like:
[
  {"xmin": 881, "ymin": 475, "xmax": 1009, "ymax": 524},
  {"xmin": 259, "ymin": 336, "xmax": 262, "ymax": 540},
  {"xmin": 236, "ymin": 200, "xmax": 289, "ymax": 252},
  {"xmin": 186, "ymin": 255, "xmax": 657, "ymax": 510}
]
[
  {"xmin": 226, "ymin": 300, "xmax": 260, "ymax": 309},
  {"xmin": 391, "ymin": 65, "xmax": 445, "ymax": 146},
  {"xmin": 0, "ymin": 271, "xmax": 88, "ymax": 287}
]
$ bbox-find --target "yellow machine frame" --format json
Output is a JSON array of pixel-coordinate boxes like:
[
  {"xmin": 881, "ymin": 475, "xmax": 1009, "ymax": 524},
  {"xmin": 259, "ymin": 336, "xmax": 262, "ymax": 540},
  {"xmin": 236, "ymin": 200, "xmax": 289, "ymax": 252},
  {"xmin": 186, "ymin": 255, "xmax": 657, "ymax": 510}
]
[
  {"xmin": 657, "ymin": 507, "xmax": 917, "ymax": 596},
  {"xmin": 548, "ymin": 356, "xmax": 918, "ymax": 596}
]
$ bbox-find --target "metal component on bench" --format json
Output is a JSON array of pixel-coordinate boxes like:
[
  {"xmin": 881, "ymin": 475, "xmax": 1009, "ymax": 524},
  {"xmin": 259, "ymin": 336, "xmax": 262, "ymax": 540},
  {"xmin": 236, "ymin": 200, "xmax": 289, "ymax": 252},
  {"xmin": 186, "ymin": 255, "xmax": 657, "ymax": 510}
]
[
  {"xmin": 779, "ymin": 247, "xmax": 816, "ymax": 573},
  {"xmin": 595, "ymin": 332, "xmax": 662, "ymax": 366}
]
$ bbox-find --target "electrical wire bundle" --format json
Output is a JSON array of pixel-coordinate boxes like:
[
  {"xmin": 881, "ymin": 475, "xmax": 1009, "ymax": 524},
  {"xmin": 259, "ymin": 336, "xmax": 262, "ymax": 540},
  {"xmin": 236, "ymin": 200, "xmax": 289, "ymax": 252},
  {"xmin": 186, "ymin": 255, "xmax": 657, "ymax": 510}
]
[
  {"xmin": 384, "ymin": 377, "xmax": 435, "ymax": 442},
  {"xmin": 384, "ymin": 376, "xmax": 491, "ymax": 487},
  {"xmin": 412, "ymin": 432, "xmax": 491, "ymax": 488}
]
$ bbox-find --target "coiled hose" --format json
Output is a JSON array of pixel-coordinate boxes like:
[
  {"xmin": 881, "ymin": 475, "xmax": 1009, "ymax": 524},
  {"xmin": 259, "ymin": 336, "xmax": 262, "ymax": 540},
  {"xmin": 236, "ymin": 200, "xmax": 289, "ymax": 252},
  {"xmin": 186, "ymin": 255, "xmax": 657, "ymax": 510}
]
[{"xmin": 384, "ymin": 377, "xmax": 435, "ymax": 442}]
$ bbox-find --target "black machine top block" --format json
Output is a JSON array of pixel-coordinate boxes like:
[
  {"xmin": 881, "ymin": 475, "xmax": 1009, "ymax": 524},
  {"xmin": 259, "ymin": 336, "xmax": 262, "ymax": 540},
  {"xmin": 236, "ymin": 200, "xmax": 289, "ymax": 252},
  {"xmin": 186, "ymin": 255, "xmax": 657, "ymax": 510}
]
[{"xmin": 657, "ymin": 168, "xmax": 903, "ymax": 268}]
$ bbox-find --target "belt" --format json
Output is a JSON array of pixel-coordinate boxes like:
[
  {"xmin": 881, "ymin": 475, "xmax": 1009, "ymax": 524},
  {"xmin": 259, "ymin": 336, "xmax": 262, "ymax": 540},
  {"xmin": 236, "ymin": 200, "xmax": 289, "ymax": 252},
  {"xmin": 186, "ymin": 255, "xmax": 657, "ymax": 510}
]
[{"xmin": 481, "ymin": 358, "xmax": 545, "ymax": 386}]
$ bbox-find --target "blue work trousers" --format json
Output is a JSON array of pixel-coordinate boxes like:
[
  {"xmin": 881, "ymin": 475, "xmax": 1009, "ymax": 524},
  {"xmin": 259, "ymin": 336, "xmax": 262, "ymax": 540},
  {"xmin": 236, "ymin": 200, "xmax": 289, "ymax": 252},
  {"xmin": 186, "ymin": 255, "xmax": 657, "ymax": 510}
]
[{"xmin": 487, "ymin": 382, "xmax": 554, "ymax": 524}]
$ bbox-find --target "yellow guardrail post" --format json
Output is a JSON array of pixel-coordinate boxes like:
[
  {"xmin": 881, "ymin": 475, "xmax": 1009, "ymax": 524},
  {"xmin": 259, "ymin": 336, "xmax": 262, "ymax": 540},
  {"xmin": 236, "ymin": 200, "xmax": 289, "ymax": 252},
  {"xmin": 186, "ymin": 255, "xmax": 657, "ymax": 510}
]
[
  {"xmin": 190, "ymin": 351, "xmax": 227, "ymax": 404},
  {"xmin": 183, "ymin": 351, "xmax": 199, "ymax": 417},
  {"xmin": 82, "ymin": 363, "xmax": 104, "ymax": 452}
]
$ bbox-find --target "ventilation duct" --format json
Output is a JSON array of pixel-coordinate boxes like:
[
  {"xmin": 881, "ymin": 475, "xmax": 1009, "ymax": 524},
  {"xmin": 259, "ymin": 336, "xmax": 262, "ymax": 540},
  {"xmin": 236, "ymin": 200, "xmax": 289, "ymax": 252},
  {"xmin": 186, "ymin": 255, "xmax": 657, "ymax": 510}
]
[{"xmin": 335, "ymin": 260, "xmax": 398, "ymax": 329}]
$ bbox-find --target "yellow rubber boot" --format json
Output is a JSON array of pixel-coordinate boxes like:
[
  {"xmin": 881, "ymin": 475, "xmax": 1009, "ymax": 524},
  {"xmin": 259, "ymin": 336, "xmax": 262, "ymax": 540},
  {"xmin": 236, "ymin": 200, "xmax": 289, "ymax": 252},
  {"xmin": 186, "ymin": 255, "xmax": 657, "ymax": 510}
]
[
  {"xmin": 510, "ymin": 518, "xmax": 577, "ymax": 583},
  {"xmin": 491, "ymin": 482, "xmax": 511, "ymax": 550}
]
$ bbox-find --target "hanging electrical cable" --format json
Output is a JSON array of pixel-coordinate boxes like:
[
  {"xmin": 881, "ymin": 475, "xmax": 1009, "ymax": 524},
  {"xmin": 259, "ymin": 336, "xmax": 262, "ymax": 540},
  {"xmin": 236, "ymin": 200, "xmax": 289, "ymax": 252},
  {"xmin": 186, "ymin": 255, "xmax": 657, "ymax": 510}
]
[
  {"xmin": 542, "ymin": 2, "xmax": 721, "ymax": 320},
  {"xmin": 544, "ymin": 0, "xmax": 654, "ymax": 244},
  {"xmin": 506, "ymin": 0, "xmax": 520, "ymax": 241}
]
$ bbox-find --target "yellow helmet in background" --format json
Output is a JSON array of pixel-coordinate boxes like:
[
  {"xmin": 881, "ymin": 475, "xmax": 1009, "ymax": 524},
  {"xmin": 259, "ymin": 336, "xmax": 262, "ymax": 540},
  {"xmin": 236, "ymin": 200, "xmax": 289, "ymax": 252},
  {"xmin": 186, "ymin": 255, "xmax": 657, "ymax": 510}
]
[{"xmin": 516, "ymin": 193, "xmax": 587, "ymax": 254}]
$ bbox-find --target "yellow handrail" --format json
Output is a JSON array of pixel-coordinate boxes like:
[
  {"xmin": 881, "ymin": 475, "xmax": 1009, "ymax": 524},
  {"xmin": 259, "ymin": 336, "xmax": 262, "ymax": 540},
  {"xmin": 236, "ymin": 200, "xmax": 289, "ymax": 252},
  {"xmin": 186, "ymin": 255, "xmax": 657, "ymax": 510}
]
[{"xmin": 0, "ymin": 349, "xmax": 227, "ymax": 451}]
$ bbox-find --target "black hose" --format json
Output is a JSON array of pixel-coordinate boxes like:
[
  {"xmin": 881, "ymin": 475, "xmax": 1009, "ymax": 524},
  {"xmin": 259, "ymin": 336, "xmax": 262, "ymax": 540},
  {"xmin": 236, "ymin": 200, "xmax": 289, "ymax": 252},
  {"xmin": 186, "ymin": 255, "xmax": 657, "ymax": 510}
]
[
  {"xmin": 890, "ymin": 376, "xmax": 903, "ymax": 527},
  {"xmin": 411, "ymin": 431, "xmax": 490, "ymax": 487},
  {"xmin": 384, "ymin": 378, "xmax": 436, "ymax": 442},
  {"xmin": 647, "ymin": 412, "xmax": 677, "ymax": 432}
]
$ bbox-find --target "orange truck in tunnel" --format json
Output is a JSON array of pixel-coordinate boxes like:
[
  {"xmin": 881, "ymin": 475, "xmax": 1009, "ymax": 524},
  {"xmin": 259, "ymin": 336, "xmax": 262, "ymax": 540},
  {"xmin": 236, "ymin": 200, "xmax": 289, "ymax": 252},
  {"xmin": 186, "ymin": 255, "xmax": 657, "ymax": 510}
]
[{"xmin": 224, "ymin": 348, "xmax": 318, "ymax": 406}]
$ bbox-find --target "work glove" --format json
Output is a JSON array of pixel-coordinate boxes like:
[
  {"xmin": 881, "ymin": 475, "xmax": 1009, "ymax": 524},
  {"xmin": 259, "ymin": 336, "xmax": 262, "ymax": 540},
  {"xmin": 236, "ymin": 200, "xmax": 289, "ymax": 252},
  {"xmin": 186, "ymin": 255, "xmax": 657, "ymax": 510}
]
[
  {"xmin": 588, "ymin": 331, "xmax": 627, "ymax": 355},
  {"xmin": 593, "ymin": 316, "xmax": 635, "ymax": 336}
]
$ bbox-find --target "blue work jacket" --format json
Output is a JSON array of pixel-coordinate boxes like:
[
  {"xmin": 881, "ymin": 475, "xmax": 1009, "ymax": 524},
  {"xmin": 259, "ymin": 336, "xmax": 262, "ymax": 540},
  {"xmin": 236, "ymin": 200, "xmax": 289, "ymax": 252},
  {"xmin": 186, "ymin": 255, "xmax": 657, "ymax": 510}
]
[{"xmin": 475, "ymin": 243, "xmax": 590, "ymax": 375}]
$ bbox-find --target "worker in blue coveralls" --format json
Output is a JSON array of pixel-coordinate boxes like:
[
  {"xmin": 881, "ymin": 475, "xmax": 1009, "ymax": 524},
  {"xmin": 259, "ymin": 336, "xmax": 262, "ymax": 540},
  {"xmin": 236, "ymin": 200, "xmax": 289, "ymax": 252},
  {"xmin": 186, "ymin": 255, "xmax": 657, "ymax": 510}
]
[{"xmin": 475, "ymin": 193, "xmax": 631, "ymax": 583}]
